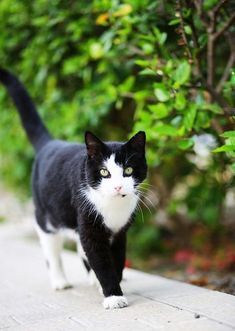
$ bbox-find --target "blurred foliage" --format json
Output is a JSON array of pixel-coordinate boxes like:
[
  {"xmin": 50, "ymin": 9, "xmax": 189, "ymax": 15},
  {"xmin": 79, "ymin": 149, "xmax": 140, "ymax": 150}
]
[{"xmin": 0, "ymin": 0, "xmax": 235, "ymax": 259}]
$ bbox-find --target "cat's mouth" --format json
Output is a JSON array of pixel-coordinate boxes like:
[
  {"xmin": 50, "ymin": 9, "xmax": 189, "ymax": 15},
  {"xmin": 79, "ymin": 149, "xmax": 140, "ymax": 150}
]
[{"xmin": 115, "ymin": 192, "xmax": 127, "ymax": 198}]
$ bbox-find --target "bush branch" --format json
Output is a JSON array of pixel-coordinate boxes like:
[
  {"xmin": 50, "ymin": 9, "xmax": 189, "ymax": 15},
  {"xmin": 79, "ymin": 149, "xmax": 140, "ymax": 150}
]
[
  {"xmin": 214, "ymin": 13, "xmax": 235, "ymax": 39},
  {"xmin": 213, "ymin": 0, "xmax": 228, "ymax": 15},
  {"xmin": 216, "ymin": 52, "xmax": 235, "ymax": 93},
  {"xmin": 223, "ymin": 108, "xmax": 235, "ymax": 116},
  {"xmin": 177, "ymin": 0, "xmax": 193, "ymax": 61},
  {"xmin": 216, "ymin": 32, "xmax": 235, "ymax": 92}
]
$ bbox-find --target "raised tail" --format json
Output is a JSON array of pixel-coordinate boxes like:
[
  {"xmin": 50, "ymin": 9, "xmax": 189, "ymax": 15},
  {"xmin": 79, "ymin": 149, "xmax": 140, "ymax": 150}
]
[{"xmin": 0, "ymin": 68, "xmax": 52, "ymax": 152}]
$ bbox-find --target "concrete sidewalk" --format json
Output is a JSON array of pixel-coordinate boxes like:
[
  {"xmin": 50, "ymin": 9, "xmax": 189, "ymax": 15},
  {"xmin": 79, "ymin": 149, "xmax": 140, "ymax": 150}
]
[{"xmin": 0, "ymin": 224, "xmax": 234, "ymax": 331}]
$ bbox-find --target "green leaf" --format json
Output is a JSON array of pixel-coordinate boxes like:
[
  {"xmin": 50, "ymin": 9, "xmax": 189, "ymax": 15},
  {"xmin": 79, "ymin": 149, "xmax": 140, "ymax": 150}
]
[
  {"xmin": 203, "ymin": 0, "xmax": 218, "ymax": 10},
  {"xmin": 184, "ymin": 25, "xmax": 192, "ymax": 35},
  {"xmin": 154, "ymin": 84, "xmax": 170, "ymax": 102},
  {"xmin": 62, "ymin": 56, "xmax": 85, "ymax": 75},
  {"xmin": 201, "ymin": 103, "xmax": 222, "ymax": 114},
  {"xmin": 154, "ymin": 124, "xmax": 178, "ymax": 136},
  {"xmin": 213, "ymin": 145, "xmax": 235, "ymax": 153},
  {"xmin": 139, "ymin": 68, "xmax": 156, "ymax": 75},
  {"xmin": 89, "ymin": 42, "xmax": 104, "ymax": 59},
  {"xmin": 194, "ymin": 111, "xmax": 210, "ymax": 130},
  {"xmin": 177, "ymin": 138, "xmax": 194, "ymax": 150},
  {"xmin": 142, "ymin": 43, "xmax": 154, "ymax": 54},
  {"xmin": 118, "ymin": 76, "xmax": 135, "ymax": 93},
  {"xmin": 159, "ymin": 32, "xmax": 167, "ymax": 45},
  {"xmin": 221, "ymin": 131, "xmax": 235, "ymax": 138},
  {"xmin": 231, "ymin": 71, "xmax": 235, "ymax": 84},
  {"xmin": 135, "ymin": 59, "xmax": 150, "ymax": 67},
  {"xmin": 175, "ymin": 92, "xmax": 186, "ymax": 110},
  {"xmin": 173, "ymin": 61, "xmax": 191, "ymax": 85},
  {"xmin": 183, "ymin": 105, "xmax": 197, "ymax": 131},
  {"xmin": 168, "ymin": 18, "xmax": 180, "ymax": 26},
  {"xmin": 148, "ymin": 103, "xmax": 170, "ymax": 119},
  {"xmin": 113, "ymin": 4, "xmax": 133, "ymax": 17}
]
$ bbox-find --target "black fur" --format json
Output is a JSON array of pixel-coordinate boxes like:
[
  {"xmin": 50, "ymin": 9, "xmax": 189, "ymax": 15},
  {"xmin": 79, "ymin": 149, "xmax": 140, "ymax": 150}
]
[
  {"xmin": 0, "ymin": 68, "xmax": 147, "ymax": 298},
  {"xmin": 0, "ymin": 68, "xmax": 51, "ymax": 151}
]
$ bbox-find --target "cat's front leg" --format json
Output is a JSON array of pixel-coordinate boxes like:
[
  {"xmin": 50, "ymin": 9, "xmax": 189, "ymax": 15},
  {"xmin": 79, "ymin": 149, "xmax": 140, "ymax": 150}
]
[
  {"xmin": 110, "ymin": 232, "xmax": 126, "ymax": 283},
  {"xmin": 80, "ymin": 224, "xmax": 128, "ymax": 309}
]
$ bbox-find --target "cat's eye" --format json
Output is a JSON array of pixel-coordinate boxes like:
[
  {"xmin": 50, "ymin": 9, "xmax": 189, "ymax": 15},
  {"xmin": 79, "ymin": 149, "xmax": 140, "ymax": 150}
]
[
  {"xmin": 124, "ymin": 167, "xmax": 133, "ymax": 176},
  {"xmin": 100, "ymin": 168, "xmax": 110, "ymax": 177}
]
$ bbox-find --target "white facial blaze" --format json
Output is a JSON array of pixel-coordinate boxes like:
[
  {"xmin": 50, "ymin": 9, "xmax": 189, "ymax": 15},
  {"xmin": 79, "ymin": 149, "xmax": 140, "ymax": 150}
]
[
  {"xmin": 86, "ymin": 154, "xmax": 138, "ymax": 232},
  {"xmin": 102, "ymin": 154, "xmax": 134, "ymax": 196}
]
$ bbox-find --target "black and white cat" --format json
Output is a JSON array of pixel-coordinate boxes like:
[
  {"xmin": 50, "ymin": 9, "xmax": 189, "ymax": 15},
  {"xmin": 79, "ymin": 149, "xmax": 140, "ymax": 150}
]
[{"xmin": 0, "ymin": 68, "xmax": 147, "ymax": 309}]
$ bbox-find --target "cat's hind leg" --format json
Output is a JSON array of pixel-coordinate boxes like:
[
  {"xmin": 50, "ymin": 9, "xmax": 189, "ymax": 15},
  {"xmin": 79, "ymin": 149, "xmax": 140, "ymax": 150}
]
[{"xmin": 35, "ymin": 223, "xmax": 71, "ymax": 290}]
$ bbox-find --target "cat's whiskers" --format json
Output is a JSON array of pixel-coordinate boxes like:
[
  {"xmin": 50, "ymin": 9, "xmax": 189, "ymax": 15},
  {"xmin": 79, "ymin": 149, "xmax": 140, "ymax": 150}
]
[
  {"xmin": 137, "ymin": 186, "xmax": 156, "ymax": 196},
  {"xmin": 139, "ymin": 182, "xmax": 156, "ymax": 189},
  {"xmin": 136, "ymin": 194, "xmax": 153, "ymax": 215},
  {"xmin": 136, "ymin": 186, "xmax": 156, "ymax": 207},
  {"xmin": 135, "ymin": 190, "xmax": 156, "ymax": 209},
  {"xmin": 136, "ymin": 202, "xmax": 144, "ymax": 223}
]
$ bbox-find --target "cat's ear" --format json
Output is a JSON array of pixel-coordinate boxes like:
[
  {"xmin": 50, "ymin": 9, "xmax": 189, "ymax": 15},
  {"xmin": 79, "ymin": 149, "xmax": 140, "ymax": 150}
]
[
  {"xmin": 125, "ymin": 131, "xmax": 146, "ymax": 154},
  {"xmin": 85, "ymin": 131, "xmax": 106, "ymax": 159}
]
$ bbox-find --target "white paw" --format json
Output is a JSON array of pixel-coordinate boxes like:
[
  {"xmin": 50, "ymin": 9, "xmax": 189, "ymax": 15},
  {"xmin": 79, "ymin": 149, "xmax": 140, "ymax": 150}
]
[
  {"xmin": 103, "ymin": 296, "xmax": 128, "ymax": 309},
  {"xmin": 88, "ymin": 270, "xmax": 103, "ymax": 294},
  {"xmin": 51, "ymin": 278, "xmax": 72, "ymax": 290}
]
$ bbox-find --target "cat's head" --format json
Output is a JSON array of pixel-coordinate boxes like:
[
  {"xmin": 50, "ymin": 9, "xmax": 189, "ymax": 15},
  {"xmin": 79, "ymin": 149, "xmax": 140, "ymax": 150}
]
[{"xmin": 85, "ymin": 131, "xmax": 147, "ymax": 198}]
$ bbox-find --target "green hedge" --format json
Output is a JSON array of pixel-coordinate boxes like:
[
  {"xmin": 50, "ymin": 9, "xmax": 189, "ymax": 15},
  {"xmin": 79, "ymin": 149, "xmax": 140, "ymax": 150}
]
[{"xmin": 0, "ymin": 0, "xmax": 235, "ymax": 255}]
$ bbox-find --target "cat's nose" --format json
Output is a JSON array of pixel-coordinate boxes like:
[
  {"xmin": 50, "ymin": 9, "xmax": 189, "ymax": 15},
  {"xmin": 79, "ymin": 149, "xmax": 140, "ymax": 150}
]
[{"xmin": 114, "ymin": 186, "xmax": 122, "ymax": 192}]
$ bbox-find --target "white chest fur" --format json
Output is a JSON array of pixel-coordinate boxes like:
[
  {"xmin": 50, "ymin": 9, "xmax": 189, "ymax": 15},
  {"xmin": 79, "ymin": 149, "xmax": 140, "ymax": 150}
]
[{"xmin": 86, "ymin": 188, "xmax": 138, "ymax": 233}]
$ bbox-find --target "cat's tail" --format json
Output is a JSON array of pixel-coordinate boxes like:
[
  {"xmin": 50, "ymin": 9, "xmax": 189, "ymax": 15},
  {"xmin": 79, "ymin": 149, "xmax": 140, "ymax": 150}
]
[{"xmin": 0, "ymin": 68, "xmax": 52, "ymax": 152}]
